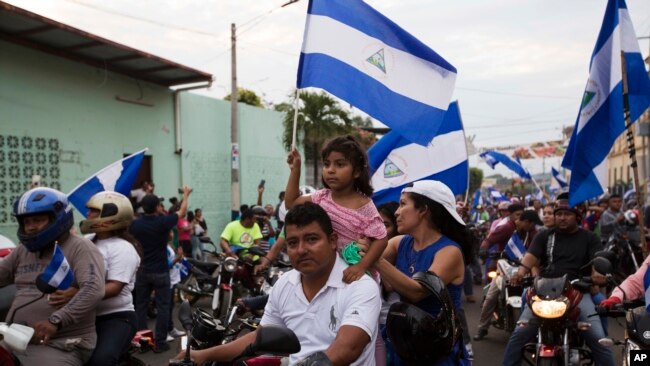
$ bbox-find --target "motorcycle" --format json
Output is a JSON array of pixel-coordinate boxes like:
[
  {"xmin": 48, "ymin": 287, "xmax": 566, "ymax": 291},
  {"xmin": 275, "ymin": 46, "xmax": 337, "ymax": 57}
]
[
  {"xmin": 521, "ymin": 256, "xmax": 614, "ymax": 366},
  {"xmin": 597, "ymin": 299, "xmax": 649, "ymax": 366},
  {"xmin": 0, "ymin": 322, "xmax": 34, "ymax": 365},
  {"xmin": 177, "ymin": 244, "xmax": 270, "ymax": 319},
  {"xmin": 604, "ymin": 230, "xmax": 643, "ymax": 285},
  {"xmin": 483, "ymin": 254, "xmax": 524, "ymax": 333},
  {"xmin": 170, "ymin": 301, "xmax": 301, "ymax": 366}
]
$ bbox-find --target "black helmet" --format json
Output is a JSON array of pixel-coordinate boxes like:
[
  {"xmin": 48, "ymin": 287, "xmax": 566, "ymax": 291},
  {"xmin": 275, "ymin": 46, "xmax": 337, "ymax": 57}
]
[
  {"xmin": 386, "ymin": 272, "xmax": 460, "ymax": 365},
  {"xmin": 251, "ymin": 205, "xmax": 266, "ymax": 216}
]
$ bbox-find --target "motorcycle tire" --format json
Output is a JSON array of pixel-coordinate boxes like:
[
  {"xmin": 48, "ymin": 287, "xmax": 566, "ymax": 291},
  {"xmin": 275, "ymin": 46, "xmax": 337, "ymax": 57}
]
[
  {"xmin": 217, "ymin": 289, "xmax": 233, "ymax": 320},
  {"xmin": 536, "ymin": 357, "xmax": 563, "ymax": 366},
  {"xmin": 506, "ymin": 306, "xmax": 521, "ymax": 333}
]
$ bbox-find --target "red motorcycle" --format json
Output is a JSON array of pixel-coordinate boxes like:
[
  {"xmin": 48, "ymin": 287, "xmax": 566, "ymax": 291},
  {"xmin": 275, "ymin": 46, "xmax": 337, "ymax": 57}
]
[{"xmin": 520, "ymin": 256, "xmax": 613, "ymax": 366}]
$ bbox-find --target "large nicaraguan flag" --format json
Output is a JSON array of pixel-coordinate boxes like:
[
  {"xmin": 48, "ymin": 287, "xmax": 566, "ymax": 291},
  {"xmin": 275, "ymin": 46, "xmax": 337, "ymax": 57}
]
[
  {"xmin": 368, "ymin": 101, "xmax": 468, "ymax": 205},
  {"xmin": 68, "ymin": 149, "xmax": 147, "ymax": 216},
  {"xmin": 551, "ymin": 167, "xmax": 568, "ymax": 189},
  {"xmin": 297, "ymin": 0, "xmax": 457, "ymax": 146},
  {"xmin": 480, "ymin": 151, "xmax": 532, "ymax": 180},
  {"xmin": 36, "ymin": 244, "xmax": 74, "ymax": 293},
  {"xmin": 562, "ymin": 0, "xmax": 650, "ymax": 207}
]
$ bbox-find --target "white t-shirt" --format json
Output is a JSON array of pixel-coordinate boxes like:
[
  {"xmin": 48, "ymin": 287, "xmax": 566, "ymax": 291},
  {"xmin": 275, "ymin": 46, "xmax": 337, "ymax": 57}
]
[
  {"xmin": 167, "ymin": 246, "xmax": 182, "ymax": 287},
  {"xmin": 95, "ymin": 237, "xmax": 140, "ymax": 316},
  {"xmin": 261, "ymin": 256, "xmax": 380, "ymax": 365}
]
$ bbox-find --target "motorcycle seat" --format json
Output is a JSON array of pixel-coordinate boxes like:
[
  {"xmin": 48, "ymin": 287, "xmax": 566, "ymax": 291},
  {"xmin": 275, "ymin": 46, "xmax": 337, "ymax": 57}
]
[{"xmin": 187, "ymin": 259, "xmax": 219, "ymax": 274}]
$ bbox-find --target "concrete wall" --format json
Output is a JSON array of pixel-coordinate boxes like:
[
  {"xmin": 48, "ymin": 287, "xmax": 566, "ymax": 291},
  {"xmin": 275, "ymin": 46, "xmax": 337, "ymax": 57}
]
[{"xmin": 0, "ymin": 40, "xmax": 294, "ymax": 241}]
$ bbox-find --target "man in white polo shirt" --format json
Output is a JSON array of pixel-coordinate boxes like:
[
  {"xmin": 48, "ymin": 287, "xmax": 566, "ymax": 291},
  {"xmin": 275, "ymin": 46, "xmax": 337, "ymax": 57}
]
[{"xmin": 175, "ymin": 202, "xmax": 380, "ymax": 365}]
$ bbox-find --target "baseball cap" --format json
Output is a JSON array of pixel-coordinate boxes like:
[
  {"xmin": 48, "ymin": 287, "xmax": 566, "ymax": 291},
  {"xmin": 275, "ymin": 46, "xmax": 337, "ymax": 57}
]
[
  {"xmin": 519, "ymin": 210, "xmax": 543, "ymax": 225},
  {"xmin": 402, "ymin": 180, "xmax": 465, "ymax": 226},
  {"xmin": 140, "ymin": 194, "xmax": 163, "ymax": 214},
  {"xmin": 498, "ymin": 202, "xmax": 510, "ymax": 210}
]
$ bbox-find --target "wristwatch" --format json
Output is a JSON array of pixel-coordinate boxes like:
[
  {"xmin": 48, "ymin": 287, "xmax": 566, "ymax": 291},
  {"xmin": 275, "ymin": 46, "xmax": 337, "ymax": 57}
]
[{"xmin": 48, "ymin": 314, "xmax": 62, "ymax": 330}]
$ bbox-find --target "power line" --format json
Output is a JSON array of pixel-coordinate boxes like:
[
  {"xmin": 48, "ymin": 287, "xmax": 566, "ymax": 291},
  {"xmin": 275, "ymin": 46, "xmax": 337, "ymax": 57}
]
[
  {"xmin": 63, "ymin": 0, "xmax": 227, "ymax": 39},
  {"xmin": 456, "ymin": 86, "xmax": 579, "ymax": 101},
  {"xmin": 465, "ymin": 119, "xmax": 568, "ymax": 130}
]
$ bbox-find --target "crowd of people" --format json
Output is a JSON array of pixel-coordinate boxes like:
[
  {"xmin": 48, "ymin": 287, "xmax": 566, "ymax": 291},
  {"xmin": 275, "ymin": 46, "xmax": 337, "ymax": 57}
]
[{"xmin": 2, "ymin": 133, "xmax": 649, "ymax": 365}]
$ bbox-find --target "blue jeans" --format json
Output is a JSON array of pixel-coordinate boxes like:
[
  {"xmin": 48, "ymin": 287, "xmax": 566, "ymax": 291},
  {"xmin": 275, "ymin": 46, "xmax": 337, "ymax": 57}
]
[
  {"xmin": 135, "ymin": 272, "xmax": 171, "ymax": 347},
  {"xmin": 501, "ymin": 294, "xmax": 614, "ymax": 366},
  {"xmin": 86, "ymin": 311, "xmax": 137, "ymax": 366}
]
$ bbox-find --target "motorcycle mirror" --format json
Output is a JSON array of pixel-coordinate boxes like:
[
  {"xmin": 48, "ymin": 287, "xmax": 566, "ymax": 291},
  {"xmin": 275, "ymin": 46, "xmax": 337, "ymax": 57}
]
[
  {"xmin": 178, "ymin": 301, "xmax": 193, "ymax": 331},
  {"xmin": 593, "ymin": 250, "xmax": 617, "ymax": 266},
  {"xmin": 201, "ymin": 242, "xmax": 217, "ymax": 254},
  {"xmin": 592, "ymin": 257, "xmax": 613, "ymax": 275},
  {"xmin": 247, "ymin": 246, "xmax": 267, "ymax": 257},
  {"xmin": 247, "ymin": 326, "xmax": 300, "ymax": 357}
]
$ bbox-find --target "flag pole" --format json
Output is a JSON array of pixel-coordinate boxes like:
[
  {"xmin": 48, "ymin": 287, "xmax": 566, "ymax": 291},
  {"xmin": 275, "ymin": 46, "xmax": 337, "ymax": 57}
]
[
  {"xmin": 621, "ymin": 51, "xmax": 648, "ymax": 258},
  {"xmin": 291, "ymin": 89, "xmax": 300, "ymax": 150}
]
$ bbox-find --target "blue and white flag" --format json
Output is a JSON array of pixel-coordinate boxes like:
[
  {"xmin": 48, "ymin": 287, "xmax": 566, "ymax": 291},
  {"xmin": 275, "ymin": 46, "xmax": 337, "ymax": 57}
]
[
  {"xmin": 551, "ymin": 167, "xmax": 568, "ymax": 188},
  {"xmin": 297, "ymin": 0, "xmax": 456, "ymax": 146},
  {"xmin": 68, "ymin": 149, "xmax": 147, "ymax": 217},
  {"xmin": 37, "ymin": 244, "xmax": 74, "ymax": 292},
  {"xmin": 480, "ymin": 151, "xmax": 532, "ymax": 180},
  {"xmin": 488, "ymin": 187, "xmax": 508, "ymax": 203},
  {"xmin": 644, "ymin": 264, "xmax": 650, "ymax": 312},
  {"xmin": 562, "ymin": 0, "xmax": 650, "ymax": 207},
  {"xmin": 472, "ymin": 189, "xmax": 483, "ymax": 208},
  {"xmin": 368, "ymin": 101, "xmax": 468, "ymax": 205},
  {"xmin": 504, "ymin": 232, "xmax": 526, "ymax": 261}
]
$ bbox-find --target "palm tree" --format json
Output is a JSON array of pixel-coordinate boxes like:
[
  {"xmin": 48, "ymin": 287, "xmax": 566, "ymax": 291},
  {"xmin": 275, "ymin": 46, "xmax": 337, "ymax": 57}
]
[{"xmin": 277, "ymin": 91, "xmax": 373, "ymax": 185}]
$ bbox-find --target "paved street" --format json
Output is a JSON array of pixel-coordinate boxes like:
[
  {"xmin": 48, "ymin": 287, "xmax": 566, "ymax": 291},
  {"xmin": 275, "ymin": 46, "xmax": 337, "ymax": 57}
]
[{"xmin": 136, "ymin": 284, "xmax": 628, "ymax": 365}]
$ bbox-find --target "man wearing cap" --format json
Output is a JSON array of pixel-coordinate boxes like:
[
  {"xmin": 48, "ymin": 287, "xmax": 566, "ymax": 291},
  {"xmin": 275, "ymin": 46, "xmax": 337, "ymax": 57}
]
[
  {"xmin": 598, "ymin": 193, "xmax": 623, "ymax": 241},
  {"xmin": 490, "ymin": 201, "xmax": 511, "ymax": 233},
  {"xmin": 129, "ymin": 187, "xmax": 192, "ymax": 353},
  {"xmin": 501, "ymin": 193, "xmax": 613, "ymax": 366},
  {"xmin": 473, "ymin": 206, "xmax": 536, "ymax": 341},
  {"xmin": 470, "ymin": 204, "xmax": 489, "ymax": 224}
]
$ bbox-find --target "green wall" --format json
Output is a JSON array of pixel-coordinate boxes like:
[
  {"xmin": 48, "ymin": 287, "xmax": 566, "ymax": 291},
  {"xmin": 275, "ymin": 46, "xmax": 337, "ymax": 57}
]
[{"xmin": 0, "ymin": 40, "xmax": 294, "ymax": 241}]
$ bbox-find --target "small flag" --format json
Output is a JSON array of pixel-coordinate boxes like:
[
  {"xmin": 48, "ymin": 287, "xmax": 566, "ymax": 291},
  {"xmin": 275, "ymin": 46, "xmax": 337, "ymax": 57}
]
[
  {"xmin": 368, "ymin": 102, "xmax": 468, "ymax": 204},
  {"xmin": 297, "ymin": 0, "xmax": 457, "ymax": 146},
  {"xmin": 562, "ymin": 0, "xmax": 650, "ymax": 207},
  {"xmin": 551, "ymin": 167, "xmax": 568, "ymax": 188},
  {"xmin": 36, "ymin": 244, "xmax": 74, "ymax": 293},
  {"xmin": 480, "ymin": 151, "xmax": 531, "ymax": 180},
  {"xmin": 504, "ymin": 232, "xmax": 526, "ymax": 261},
  {"xmin": 488, "ymin": 187, "xmax": 509, "ymax": 203},
  {"xmin": 68, "ymin": 149, "xmax": 147, "ymax": 217}
]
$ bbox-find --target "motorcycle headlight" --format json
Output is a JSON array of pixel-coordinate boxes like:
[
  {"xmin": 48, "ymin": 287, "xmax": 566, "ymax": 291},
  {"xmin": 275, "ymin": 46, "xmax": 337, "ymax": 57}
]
[
  {"xmin": 224, "ymin": 257, "xmax": 237, "ymax": 272},
  {"xmin": 530, "ymin": 296, "xmax": 569, "ymax": 319},
  {"xmin": 488, "ymin": 271, "xmax": 497, "ymax": 279}
]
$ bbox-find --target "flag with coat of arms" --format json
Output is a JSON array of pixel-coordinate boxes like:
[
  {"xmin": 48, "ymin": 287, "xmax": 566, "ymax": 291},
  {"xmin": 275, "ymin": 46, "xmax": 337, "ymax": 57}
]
[{"xmin": 36, "ymin": 244, "xmax": 74, "ymax": 293}]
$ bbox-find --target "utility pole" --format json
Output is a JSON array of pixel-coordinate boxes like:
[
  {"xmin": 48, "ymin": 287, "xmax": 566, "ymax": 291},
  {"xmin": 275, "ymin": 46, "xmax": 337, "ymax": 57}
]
[{"xmin": 231, "ymin": 23, "xmax": 239, "ymax": 217}]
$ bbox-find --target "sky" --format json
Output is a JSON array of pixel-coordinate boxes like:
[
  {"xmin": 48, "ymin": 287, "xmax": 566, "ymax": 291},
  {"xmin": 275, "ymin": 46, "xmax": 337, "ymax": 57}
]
[{"xmin": 5, "ymin": 0, "xmax": 650, "ymax": 177}]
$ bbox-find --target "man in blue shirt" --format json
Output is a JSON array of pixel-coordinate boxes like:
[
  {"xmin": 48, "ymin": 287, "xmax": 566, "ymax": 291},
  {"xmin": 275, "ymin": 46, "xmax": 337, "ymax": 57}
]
[{"xmin": 130, "ymin": 186, "xmax": 192, "ymax": 353}]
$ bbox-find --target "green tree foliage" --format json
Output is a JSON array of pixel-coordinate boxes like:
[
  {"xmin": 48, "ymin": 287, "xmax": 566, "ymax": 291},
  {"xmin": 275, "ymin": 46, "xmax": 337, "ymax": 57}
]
[
  {"xmin": 224, "ymin": 88, "xmax": 263, "ymax": 108},
  {"xmin": 469, "ymin": 167, "xmax": 484, "ymax": 195},
  {"xmin": 277, "ymin": 91, "xmax": 376, "ymax": 184}
]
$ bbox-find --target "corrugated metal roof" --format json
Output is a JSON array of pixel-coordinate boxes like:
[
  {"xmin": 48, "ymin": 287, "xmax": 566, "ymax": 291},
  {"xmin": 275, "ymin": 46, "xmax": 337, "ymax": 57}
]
[{"xmin": 0, "ymin": 1, "xmax": 213, "ymax": 87}]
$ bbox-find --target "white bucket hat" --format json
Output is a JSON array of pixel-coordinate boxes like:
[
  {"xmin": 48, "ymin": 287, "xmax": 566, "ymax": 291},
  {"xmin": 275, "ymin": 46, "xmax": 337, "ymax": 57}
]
[{"xmin": 402, "ymin": 180, "xmax": 465, "ymax": 226}]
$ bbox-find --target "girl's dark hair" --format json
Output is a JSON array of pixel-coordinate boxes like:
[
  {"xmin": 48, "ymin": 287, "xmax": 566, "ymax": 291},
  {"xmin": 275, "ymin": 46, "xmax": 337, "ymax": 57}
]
[
  {"xmin": 377, "ymin": 201, "xmax": 399, "ymax": 237},
  {"xmin": 321, "ymin": 135, "xmax": 373, "ymax": 197},
  {"xmin": 187, "ymin": 211, "xmax": 195, "ymax": 222},
  {"xmin": 407, "ymin": 192, "xmax": 474, "ymax": 263}
]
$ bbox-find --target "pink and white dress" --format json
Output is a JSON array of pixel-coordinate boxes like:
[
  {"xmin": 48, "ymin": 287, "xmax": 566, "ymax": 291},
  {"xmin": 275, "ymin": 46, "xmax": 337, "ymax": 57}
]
[{"xmin": 311, "ymin": 189, "xmax": 387, "ymax": 251}]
